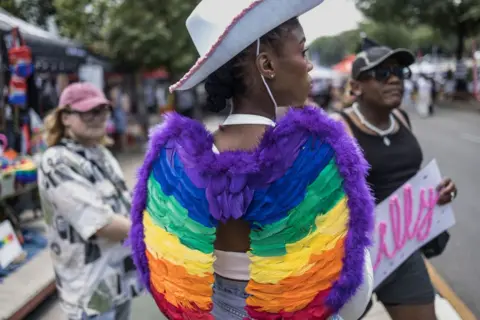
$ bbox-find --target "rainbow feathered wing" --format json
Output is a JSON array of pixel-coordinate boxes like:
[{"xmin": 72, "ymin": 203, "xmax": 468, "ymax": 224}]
[{"xmin": 130, "ymin": 107, "xmax": 374, "ymax": 320}]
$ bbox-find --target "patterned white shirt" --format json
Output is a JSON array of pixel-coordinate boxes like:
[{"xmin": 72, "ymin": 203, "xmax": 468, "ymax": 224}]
[{"xmin": 38, "ymin": 138, "xmax": 140, "ymax": 319}]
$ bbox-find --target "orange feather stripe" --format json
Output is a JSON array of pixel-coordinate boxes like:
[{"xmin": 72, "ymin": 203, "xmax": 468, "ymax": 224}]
[
  {"xmin": 146, "ymin": 250, "xmax": 214, "ymax": 311},
  {"xmin": 246, "ymin": 237, "xmax": 345, "ymax": 313}
]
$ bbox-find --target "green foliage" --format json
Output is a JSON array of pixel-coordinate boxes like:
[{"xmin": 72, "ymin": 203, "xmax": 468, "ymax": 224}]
[
  {"xmin": 0, "ymin": 0, "xmax": 56, "ymax": 27},
  {"xmin": 53, "ymin": 0, "xmax": 111, "ymax": 48},
  {"xmin": 360, "ymin": 21, "xmax": 456, "ymax": 53},
  {"xmin": 309, "ymin": 29, "xmax": 358, "ymax": 66},
  {"xmin": 53, "ymin": 0, "xmax": 199, "ymax": 74},
  {"xmin": 4, "ymin": 0, "xmax": 201, "ymax": 74},
  {"xmin": 462, "ymin": 4, "xmax": 480, "ymax": 21},
  {"xmin": 0, "ymin": 0, "xmax": 23, "ymax": 18},
  {"xmin": 309, "ymin": 20, "xmax": 456, "ymax": 67},
  {"xmin": 105, "ymin": 0, "xmax": 199, "ymax": 75},
  {"xmin": 354, "ymin": 0, "xmax": 480, "ymax": 58},
  {"xmin": 358, "ymin": 21, "xmax": 411, "ymax": 49}
]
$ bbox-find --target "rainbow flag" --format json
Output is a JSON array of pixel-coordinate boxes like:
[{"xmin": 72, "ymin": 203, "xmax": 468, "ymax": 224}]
[
  {"xmin": 0, "ymin": 233, "xmax": 14, "ymax": 249},
  {"xmin": 8, "ymin": 75, "xmax": 27, "ymax": 106},
  {"xmin": 130, "ymin": 107, "xmax": 374, "ymax": 319},
  {"xmin": 14, "ymin": 159, "xmax": 37, "ymax": 184}
]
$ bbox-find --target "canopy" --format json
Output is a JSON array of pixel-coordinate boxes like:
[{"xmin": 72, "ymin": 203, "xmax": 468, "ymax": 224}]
[
  {"xmin": 0, "ymin": 9, "xmax": 87, "ymax": 73},
  {"xmin": 309, "ymin": 66, "xmax": 336, "ymax": 80},
  {"xmin": 333, "ymin": 54, "xmax": 356, "ymax": 74}
]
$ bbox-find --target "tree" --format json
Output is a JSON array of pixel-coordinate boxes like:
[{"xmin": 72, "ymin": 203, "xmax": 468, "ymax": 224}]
[
  {"xmin": 410, "ymin": 25, "xmax": 455, "ymax": 55},
  {"xmin": 309, "ymin": 29, "xmax": 358, "ymax": 66},
  {"xmin": 105, "ymin": 0, "xmax": 200, "ymax": 76},
  {"xmin": 462, "ymin": 3, "xmax": 480, "ymax": 21},
  {"xmin": 355, "ymin": 0, "xmax": 480, "ymax": 61},
  {"xmin": 359, "ymin": 21, "xmax": 457, "ymax": 55},
  {"xmin": 0, "ymin": 0, "xmax": 56, "ymax": 27},
  {"xmin": 358, "ymin": 21, "xmax": 411, "ymax": 50},
  {"xmin": 1, "ymin": 0, "xmax": 24, "ymax": 19},
  {"xmin": 309, "ymin": 35, "xmax": 350, "ymax": 66},
  {"xmin": 53, "ymin": 0, "xmax": 112, "ymax": 53},
  {"xmin": 308, "ymin": 21, "xmax": 448, "ymax": 67},
  {"xmin": 53, "ymin": 0, "xmax": 200, "ymax": 76}
]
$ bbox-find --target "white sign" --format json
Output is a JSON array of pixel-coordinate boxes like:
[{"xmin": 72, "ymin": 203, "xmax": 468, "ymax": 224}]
[
  {"xmin": 371, "ymin": 159, "xmax": 456, "ymax": 288},
  {"xmin": 79, "ymin": 64, "xmax": 104, "ymax": 91},
  {"xmin": 0, "ymin": 220, "xmax": 23, "ymax": 269}
]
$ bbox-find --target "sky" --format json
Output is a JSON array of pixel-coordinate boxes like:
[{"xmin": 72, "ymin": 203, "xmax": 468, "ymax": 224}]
[{"xmin": 299, "ymin": 0, "xmax": 364, "ymax": 44}]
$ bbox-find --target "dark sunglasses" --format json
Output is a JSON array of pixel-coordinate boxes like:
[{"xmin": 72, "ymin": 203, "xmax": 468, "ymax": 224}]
[
  {"xmin": 361, "ymin": 66, "xmax": 412, "ymax": 82},
  {"xmin": 64, "ymin": 105, "xmax": 112, "ymax": 122}
]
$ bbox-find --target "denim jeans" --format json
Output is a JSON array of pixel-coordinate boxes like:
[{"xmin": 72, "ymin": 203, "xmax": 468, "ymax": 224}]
[
  {"xmin": 212, "ymin": 275, "xmax": 249, "ymax": 319},
  {"xmin": 81, "ymin": 301, "xmax": 131, "ymax": 320},
  {"xmin": 211, "ymin": 274, "xmax": 343, "ymax": 319}
]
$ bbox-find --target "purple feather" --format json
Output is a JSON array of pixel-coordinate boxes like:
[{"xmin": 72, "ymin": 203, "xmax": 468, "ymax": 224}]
[
  {"xmin": 283, "ymin": 107, "xmax": 375, "ymax": 311},
  {"xmin": 130, "ymin": 108, "xmax": 374, "ymax": 311}
]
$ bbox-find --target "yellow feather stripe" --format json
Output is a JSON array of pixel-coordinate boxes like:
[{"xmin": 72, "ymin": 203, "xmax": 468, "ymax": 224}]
[
  {"xmin": 143, "ymin": 211, "xmax": 215, "ymax": 277},
  {"xmin": 249, "ymin": 196, "xmax": 349, "ymax": 284}
]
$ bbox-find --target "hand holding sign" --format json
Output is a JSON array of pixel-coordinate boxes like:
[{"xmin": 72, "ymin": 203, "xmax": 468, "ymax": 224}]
[
  {"xmin": 436, "ymin": 177, "xmax": 458, "ymax": 206},
  {"xmin": 371, "ymin": 160, "xmax": 456, "ymax": 288}
]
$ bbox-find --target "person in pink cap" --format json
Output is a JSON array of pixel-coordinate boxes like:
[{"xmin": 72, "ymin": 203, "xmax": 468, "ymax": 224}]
[
  {"xmin": 38, "ymin": 82, "xmax": 141, "ymax": 320},
  {"xmin": 44, "ymin": 82, "xmax": 113, "ymax": 147}
]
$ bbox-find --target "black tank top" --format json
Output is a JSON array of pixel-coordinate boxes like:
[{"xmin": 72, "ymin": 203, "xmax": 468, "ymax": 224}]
[{"xmin": 339, "ymin": 110, "xmax": 423, "ymax": 204}]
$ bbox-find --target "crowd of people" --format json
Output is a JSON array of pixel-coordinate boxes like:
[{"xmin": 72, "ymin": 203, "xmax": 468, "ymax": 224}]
[
  {"xmin": 36, "ymin": 1, "xmax": 461, "ymax": 320},
  {"xmin": 309, "ymin": 65, "xmax": 479, "ymax": 119}
]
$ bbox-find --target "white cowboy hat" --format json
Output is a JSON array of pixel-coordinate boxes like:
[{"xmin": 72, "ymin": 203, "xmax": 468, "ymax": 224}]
[{"xmin": 169, "ymin": 0, "xmax": 325, "ymax": 92}]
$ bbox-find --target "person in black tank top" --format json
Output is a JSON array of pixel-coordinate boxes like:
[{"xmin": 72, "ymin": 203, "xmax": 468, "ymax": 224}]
[
  {"xmin": 340, "ymin": 109, "xmax": 423, "ymax": 204},
  {"xmin": 333, "ymin": 46, "xmax": 458, "ymax": 320}
]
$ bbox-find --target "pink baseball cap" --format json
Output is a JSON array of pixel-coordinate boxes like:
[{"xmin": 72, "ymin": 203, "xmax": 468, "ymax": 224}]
[{"xmin": 59, "ymin": 82, "xmax": 111, "ymax": 112}]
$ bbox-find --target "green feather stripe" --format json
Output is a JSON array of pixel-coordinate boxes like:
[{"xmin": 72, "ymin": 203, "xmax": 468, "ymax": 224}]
[
  {"xmin": 146, "ymin": 175, "xmax": 216, "ymax": 254},
  {"xmin": 250, "ymin": 159, "xmax": 345, "ymax": 257}
]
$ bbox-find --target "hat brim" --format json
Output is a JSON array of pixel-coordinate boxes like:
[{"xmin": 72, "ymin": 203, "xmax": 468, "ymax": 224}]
[
  {"xmin": 69, "ymin": 96, "xmax": 111, "ymax": 112},
  {"xmin": 170, "ymin": 0, "xmax": 325, "ymax": 92},
  {"xmin": 357, "ymin": 48, "xmax": 416, "ymax": 77}
]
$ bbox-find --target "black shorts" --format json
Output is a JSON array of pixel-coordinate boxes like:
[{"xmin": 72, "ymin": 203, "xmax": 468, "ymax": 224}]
[
  {"xmin": 178, "ymin": 108, "xmax": 194, "ymax": 119},
  {"xmin": 361, "ymin": 250, "xmax": 435, "ymax": 317}
]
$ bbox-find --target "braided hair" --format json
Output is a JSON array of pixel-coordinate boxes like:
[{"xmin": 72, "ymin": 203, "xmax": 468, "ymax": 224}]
[{"xmin": 204, "ymin": 18, "xmax": 300, "ymax": 113}]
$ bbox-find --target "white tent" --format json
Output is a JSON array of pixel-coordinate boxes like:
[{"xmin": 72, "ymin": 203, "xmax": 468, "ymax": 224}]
[
  {"xmin": 309, "ymin": 66, "xmax": 337, "ymax": 80},
  {"xmin": 419, "ymin": 61, "xmax": 436, "ymax": 75},
  {"xmin": 309, "ymin": 66, "xmax": 340, "ymax": 95},
  {"xmin": 410, "ymin": 63, "xmax": 420, "ymax": 74},
  {"xmin": 410, "ymin": 62, "xmax": 435, "ymax": 75}
]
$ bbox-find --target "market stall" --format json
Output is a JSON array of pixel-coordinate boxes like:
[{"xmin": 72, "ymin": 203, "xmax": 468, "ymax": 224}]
[
  {"xmin": 1, "ymin": 9, "xmax": 88, "ymax": 119},
  {"xmin": 0, "ymin": 25, "xmax": 51, "ymax": 320},
  {"xmin": 0, "ymin": 9, "xmax": 87, "ymax": 74},
  {"xmin": 0, "ymin": 24, "xmax": 44, "ymax": 259}
]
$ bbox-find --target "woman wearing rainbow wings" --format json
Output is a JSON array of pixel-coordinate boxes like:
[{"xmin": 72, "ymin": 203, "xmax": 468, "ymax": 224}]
[{"xmin": 130, "ymin": 0, "xmax": 375, "ymax": 319}]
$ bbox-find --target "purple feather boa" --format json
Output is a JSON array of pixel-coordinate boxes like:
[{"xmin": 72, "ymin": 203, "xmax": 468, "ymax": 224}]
[{"xmin": 129, "ymin": 106, "xmax": 374, "ymax": 312}]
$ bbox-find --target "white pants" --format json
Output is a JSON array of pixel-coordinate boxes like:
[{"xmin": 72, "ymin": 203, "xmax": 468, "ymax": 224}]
[
  {"xmin": 338, "ymin": 250, "xmax": 374, "ymax": 320},
  {"xmin": 416, "ymin": 94, "xmax": 431, "ymax": 117}
]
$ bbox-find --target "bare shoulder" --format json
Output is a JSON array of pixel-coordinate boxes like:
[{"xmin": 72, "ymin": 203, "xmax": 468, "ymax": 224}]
[
  {"xmin": 329, "ymin": 108, "xmax": 354, "ymax": 136},
  {"xmin": 392, "ymin": 108, "xmax": 410, "ymax": 129},
  {"xmin": 329, "ymin": 112, "xmax": 343, "ymax": 122},
  {"xmin": 276, "ymin": 106, "xmax": 290, "ymax": 120}
]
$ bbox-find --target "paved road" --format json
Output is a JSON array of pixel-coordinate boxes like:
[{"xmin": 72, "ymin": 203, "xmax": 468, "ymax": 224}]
[
  {"xmin": 410, "ymin": 106, "xmax": 480, "ymax": 317},
  {"xmin": 29, "ymin": 106, "xmax": 480, "ymax": 319}
]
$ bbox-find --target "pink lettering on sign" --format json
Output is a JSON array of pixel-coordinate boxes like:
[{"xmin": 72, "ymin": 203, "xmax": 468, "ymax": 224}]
[{"xmin": 373, "ymin": 185, "xmax": 439, "ymax": 271}]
